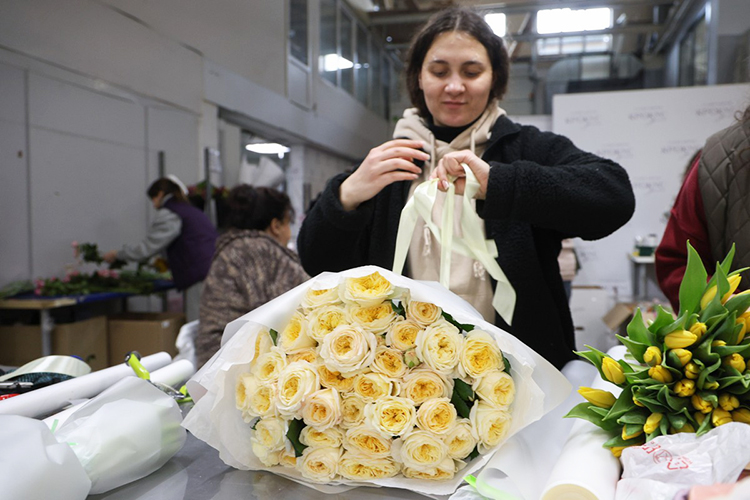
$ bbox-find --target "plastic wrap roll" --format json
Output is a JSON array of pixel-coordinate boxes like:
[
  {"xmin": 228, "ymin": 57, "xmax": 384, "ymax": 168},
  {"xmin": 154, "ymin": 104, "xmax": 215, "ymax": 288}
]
[
  {"xmin": 0, "ymin": 352, "xmax": 172, "ymax": 418},
  {"xmin": 540, "ymin": 346, "xmax": 627, "ymax": 500},
  {"xmin": 151, "ymin": 359, "xmax": 195, "ymax": 387}
]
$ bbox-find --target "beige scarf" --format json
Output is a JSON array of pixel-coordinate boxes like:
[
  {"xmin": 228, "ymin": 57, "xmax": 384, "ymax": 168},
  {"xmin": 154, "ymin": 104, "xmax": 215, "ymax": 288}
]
[{"xmin": 393, "ymin": 104, "xmax": 506, "ymax": 322}]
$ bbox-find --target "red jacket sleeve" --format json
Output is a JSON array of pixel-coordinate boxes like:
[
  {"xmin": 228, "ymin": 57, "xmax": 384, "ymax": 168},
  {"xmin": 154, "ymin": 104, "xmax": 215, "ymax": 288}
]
[{"xmin": 655, "ymin": 155, "xmax": 713, "ymax": 312}]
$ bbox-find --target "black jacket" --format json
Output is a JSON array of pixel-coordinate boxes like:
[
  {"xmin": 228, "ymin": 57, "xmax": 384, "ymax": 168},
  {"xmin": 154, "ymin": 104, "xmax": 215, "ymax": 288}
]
[{"xmin": 298, "ymin": 115, "xmax": 635, "ymax": 369}]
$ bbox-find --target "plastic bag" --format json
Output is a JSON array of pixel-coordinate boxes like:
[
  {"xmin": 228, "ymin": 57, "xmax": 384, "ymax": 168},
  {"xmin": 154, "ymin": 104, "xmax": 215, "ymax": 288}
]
[{"xmin": 616, "ymin": 422, "xmax": 750, "ymax": 500}]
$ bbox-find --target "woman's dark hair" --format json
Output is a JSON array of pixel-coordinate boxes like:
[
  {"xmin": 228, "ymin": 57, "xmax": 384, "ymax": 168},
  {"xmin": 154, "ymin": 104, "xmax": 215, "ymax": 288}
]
[
  {"xmin": 147, "ymin": 178, "xmax": 188, "ymax": 203},
  {"xmin": 227, "ymin": 184, "xmax": 293, "ymax": 231},
  {"xmin": 405, "ymin": 7, "xmax": 510, "ymax": 120}
]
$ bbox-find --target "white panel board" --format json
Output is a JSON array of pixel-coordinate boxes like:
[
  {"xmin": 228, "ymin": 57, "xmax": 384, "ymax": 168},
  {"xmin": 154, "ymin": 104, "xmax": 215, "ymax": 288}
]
[
  {"xmin": 554, "ymin": 84, "xmax": 750, "ymax": 297},
  {"xmin": 29, "ymin": 128, "xmax": 148, "ymax": 279},
  {"xmin": 0, "ymin": 62, "xmax": 30, "ymax": 285},
  {"xmin": 147, "ymin": 106, "xmax": 200, "ymax": 187}
]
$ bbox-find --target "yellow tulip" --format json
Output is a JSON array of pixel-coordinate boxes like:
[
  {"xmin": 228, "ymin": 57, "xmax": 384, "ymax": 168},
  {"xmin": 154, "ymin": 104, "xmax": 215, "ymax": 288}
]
[
  {"xmin": 665, "ymin": 330, "xmax": 698, "ymax": 349},
  {"xmin": 643, "ymin": 346, "xmax": 662, "ymax": 367},
  {"xmin": 602, "ymin": 357, "xmax": 626, "ymax": 385},
  {"xmin": 632, "ymin": 395, "xmax": 645, "ymax": 407},
  {"xmin": 643, "ymin": 413, "xmax": 663, "ymax": 434},
  {"xmin": 684, "ymin": 362, "xmax": 701, "ymax": 380},
  {"xmin": 622, "ymin": 425, "xmax": 643, "ymax": 440},
  {"xmin": 736, "ymin": 317, "xmax": 748, "ymax": 344},
  {"xmin": 649, "ymin": 365, "xmax": 673, "ymax": 383},
  {"xmin": 692, "ymin": 394, "xmax": 714, "ymax": 414},
  {"xmin": 700, "ymin": 285, "xmax": 717, "ymax": 310},
  {"xmin": 673, "ymin": 379, "xmax": 696, "ymax": 397},
  {"xmin": 704, "ymin": 380, "xmax": 720, "ymax": 390},
  {"xmin": 719, "ymin": 393, "xmax": 740, "ymax": 412},
  {"xmin": 578, "ymin": 387, "xmax": 616, "ymax": 408},
  {"xmin": 732, "ymin": 408, "xmax": 750, "ymax": 423},
  {"xmin": 712, "ymin": 340, "xmax": 727, "ymax": 348},
  {"xmin": 671, "ymin": 422, "xmax": 695, "ymax": 434},
  {"xmin": 712, "ymin": 409, "xmax": 732, "ymax": 426},
  {"xmin": 723, "ymin": 353, "xmax": 746, "ymax": 373},
  {"xmin": 670, "ymin": 348, "xmax": 693, "ymax": 367},
  {"xmin": 689, "ymin": 322, "xmax": 707, "ymax": 340},
  {"xmin": 694, "ymin": 412, "xmax": 706, "ymax": 426},
  {"xmin": 610, "ymin": 446, "xmax": 627, "ymax": 458},
  {"xmin": 722, "ymin": 274, "xmax": 742, "ymax": 303}
]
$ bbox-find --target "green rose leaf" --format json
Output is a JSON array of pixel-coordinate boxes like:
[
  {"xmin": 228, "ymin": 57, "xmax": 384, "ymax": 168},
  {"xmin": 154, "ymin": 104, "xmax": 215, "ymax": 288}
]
[
  {"xmin": 441, "ymin": 311, "xmax": 475, "ymax": 333},
  {"xmin": 451, "ymin": 385, "xmax": 473, "ymax": 419},
  {"xmin": 454, "ymin": 378, "xmax": 475, "ymax": 403},
  {"xmin": 286, "ymin": 418, "xmax": 308, "ymax": 457},
  {"xmin": 679, "ymin": 242, "xmax": 709, "ymax": 316},
  {"xmin": 389, "ymin": 299, "xmax": 406, "ymax": 317},
  {"xmin": 270, "ymin": 329, "xmax": 279, "ymax": 346}
]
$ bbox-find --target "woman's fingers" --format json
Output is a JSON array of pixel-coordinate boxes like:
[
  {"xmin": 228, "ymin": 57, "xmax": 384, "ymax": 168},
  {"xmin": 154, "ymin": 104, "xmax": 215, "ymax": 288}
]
[{"xmin": 432, "ymin": 151, "xmax": 489, "ymax": 198}]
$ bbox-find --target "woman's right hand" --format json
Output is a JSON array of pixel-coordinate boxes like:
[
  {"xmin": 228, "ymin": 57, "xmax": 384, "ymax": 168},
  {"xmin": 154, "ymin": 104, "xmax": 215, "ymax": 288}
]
[{"xmin": 339, "ymin": 139, "xmax": 429, "ymax": 211}]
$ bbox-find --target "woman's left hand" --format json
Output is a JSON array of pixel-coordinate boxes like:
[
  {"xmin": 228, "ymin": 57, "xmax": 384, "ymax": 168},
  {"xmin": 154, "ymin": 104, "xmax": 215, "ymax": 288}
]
[{"xmin": 431, "ymin": 150, "xmax": 489, "ymax": 199}]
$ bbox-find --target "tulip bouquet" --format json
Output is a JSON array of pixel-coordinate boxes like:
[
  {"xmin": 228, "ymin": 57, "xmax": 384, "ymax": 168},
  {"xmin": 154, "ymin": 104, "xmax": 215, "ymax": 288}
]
[
  {"xmin": 570, "ymin": 243, "xmax": 750, "ymax": 457},
  {"xmin": 184, "ymin": 266, "xmax": 567, "ymax": 496}
]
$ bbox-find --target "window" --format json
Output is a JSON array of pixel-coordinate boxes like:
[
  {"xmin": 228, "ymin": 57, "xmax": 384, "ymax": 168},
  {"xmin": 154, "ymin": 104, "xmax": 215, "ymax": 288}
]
[
  {"xmin": 355, "ymin": 25, "xmax": 369, "ymax": 105},
  {"xmin": 484, "ymin": 13, "xmax": 506, "ymax": 37},
  {"xmin": 319, "ymin": 0, "xmax": 337, "ymax": 85},
  {"xmin": 340, "ymin": 12, "xmax": 354, "ymax": 93},
  {"xmin": 289, "ymin": 0, "xmax": 308, "ymax": 65},
  {"xmin": 536, "ymin": 8, "xmax": 612, "ymax": 34}
]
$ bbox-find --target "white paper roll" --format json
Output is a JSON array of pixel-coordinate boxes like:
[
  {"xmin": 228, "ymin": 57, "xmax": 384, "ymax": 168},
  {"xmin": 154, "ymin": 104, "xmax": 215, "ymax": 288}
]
[
  {"xmin": 540, "ymin": 346, "xmax": 627, "ymax": 500},
  {"xmin": 151, "ymin": 359, "xmax": 195, "ymax": 387},
  {"xmin": 0, "ymin": 352, "xmax": 172, "ymax": 418}
]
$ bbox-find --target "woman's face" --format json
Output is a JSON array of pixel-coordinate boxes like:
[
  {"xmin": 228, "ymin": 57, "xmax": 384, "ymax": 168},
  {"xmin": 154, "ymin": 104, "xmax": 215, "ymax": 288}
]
[
  {"xmin": 419, "ymin": 31, "xmax": 493, "ymax": 127},
  {"xmin": 151, "ymin": 191, "xmax": 165, "ymax": 209},
  {"xmin": 268, "ymin": 212, "xmax": 292, "ymax": 247}
]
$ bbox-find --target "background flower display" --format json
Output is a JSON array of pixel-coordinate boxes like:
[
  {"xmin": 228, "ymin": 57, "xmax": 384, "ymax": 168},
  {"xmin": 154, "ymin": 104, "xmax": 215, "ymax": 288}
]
[
  {"xmin": 570, "ymin": 243, "xmax": 750, "ymax": 457},
  {"xmin": 183, "ymin": 266, "xmax": 569, "ymax": 496}
]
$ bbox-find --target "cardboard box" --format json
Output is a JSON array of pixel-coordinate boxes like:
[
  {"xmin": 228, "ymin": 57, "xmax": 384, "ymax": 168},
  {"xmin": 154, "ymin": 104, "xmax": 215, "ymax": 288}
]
[
  {"xmin": 108, "ymin": 312, "xmax": 184, "ymax": 366},
  {"xmin": 602, "ymin": 302, "xmax": 637, "ymax": 336},
  {"xmin": 0, "ymin": 316, "xmax": 108, "ymax": 371}
]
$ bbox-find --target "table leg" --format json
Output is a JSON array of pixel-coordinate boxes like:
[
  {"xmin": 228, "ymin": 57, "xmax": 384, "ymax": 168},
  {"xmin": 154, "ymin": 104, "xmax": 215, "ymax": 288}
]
[{"xmin": 40, "ymin": 309, "xmax": 54, "ymax": 356}]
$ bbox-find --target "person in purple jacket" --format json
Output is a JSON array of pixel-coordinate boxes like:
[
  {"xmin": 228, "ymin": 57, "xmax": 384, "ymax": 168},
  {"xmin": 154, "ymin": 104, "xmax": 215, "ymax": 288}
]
[{"xmin": 104, "ymin": 176, "xmax": 218, "ymax": 321}]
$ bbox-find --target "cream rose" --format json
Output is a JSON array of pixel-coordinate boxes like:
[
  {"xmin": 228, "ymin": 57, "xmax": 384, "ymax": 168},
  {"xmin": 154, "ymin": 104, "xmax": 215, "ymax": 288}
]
[
  {"xmin": 287, "ymin": 348, "xmax": 318, "ymax": 364},
  {"xmin": 347, "ymin": 302, "xmax": 398, "ymax": 334},
  {"xmin": 251, "ymin": 440, "xmax": 281, "ymax": 467},
  {"xmin": 339, "ymin": 271, "xmax": 395, "ymax": 307},
  {"xmin": 392, "ymin": 430, "xmax": 449, "ymax": 472},
  {"xmin": 252, "ymin": 347, "xmax": 287, "ymax": 384},
  {"xmin": 253, "ymin": 416, "xmax": 288, "ymax": 451},
  {"xmin": 416, "ymin": 397, "xmax": 457, "ymax": 435},
  {"xmin": 301, "ymin": 387, "xmax": 341, "ymax": 430},
  {"xmin": 474, "ymin": 370, "xmax": 515, "ymax": 409},
  {"xmin": 297, "ymin": 446, "xmax": 342, "ymax": 482},
  {"xmin": 301, "ymin": 286, "xmax": 341, "ymax": 310},
  {"xmin": 300, "ymin": 426, "xmax": 344, "ymax": 448},
  {"xmin": 319, "ymin": 325, "xmax": 377, "ymax": 377},
  {"xmin": 353, "ymin": 372, "xmax": 397, "ymax": 402},
  {"xmin": 246, "ymin": 381, "xmax": 276, "ymax": 418},
  {"xmin": 365, "ymin": 396, "xmax": 417, "ymax": 438},
  {"xmin": 402, "ymin": 456, "xmax": 457, "ymax": 480},
  {"xmin": 415, "ymin": 319, "xmax": 464, "ymax": 375},
  {"xmin": 459, "ymin": 329, "xmax": 504, "ymax": 379},
  {"xmin": 443, "ymin": 418, "xmax": 478, "ymax": 460},
  {"xmin": 236, "ymin": 373, "xmax": 255, "ymax": 413},
  {"xmin": 344, "ymin": 424, "xmax": 393, "ymax": 458},
  {"xmin": 279, "ymin": 311, "xmax": 316, "ymax": 352},
  {"xmin": 406, "ymin": 300, "xmax": 442, "ymax": 327},
  {"xmin": 252, "ymin": 329, "xmax": 274, "ymax": 363},
  {"xmin": 400, "ymin": 367, "xmax": 454, "ymax": 406},
  {"xmin": 340, "ymin": 393, "xmax": 367, "ymax": 429},
  {"xmin": 339, "ymin": 451, "xmax": 400, "ymax": 480},
  {"xmin": 470, "ymin": 401, "xmax": 512, "ymax": 453},
  {"xmin": 317, "ymin": 364, "xmax": 356, "ymax": 392},
  {"xmin": 371, "ymin": 346, "xmax": 407, "ymax": 379},
  {"xmin": 278, "ymin": 447, "xmax": 297, "ymax": 468},
  {"xmin": 386, "ymin": 319, "xmax": 422, "ymax": 351},
  {"xmin": 306, "ymin": 304, "xmax": 348, "ymax": 342},
  {"xmin": 275, "ymin": 361, "xmax": 320, "ymax": 418}
]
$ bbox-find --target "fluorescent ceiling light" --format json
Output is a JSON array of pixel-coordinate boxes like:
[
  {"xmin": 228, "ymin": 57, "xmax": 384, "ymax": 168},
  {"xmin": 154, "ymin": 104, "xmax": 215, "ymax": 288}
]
[
  {"xmin": 321, "ymin": 53, "xmax": 354, "ymax": 72},
  {"xmin": 245, "ymin": 143, "xmax": 291, "ymax": 155},
  {"xmin": 537, "ymin": 8, "xmax": 612, "ymax": 34},
  {"xmin": 484, "ymin": 13, "xmax": 506, "ymax": 37}
]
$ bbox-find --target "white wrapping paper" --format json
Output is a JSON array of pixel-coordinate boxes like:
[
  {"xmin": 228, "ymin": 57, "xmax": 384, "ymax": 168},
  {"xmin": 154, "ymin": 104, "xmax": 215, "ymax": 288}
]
[
  {"xmin": 0, "ymin": 352, "xmax": 172, "ymax": 418},
  {"xmin": 53, "ymin": 377, "xmax": 187, "ymax": 494},
  {"xmin": 540, "ymin": 345, "xmax": 627, "ymax": 500},
  {"xmin": 183, "ymin": 266, "xmax": 570, "ymax": 497}
]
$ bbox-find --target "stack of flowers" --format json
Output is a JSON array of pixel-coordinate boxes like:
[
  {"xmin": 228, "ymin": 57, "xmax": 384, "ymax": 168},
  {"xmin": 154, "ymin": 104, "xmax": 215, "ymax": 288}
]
[
  {"xmin": 570, "ymin": 243, "xmax": 750, "ymax": 457},
  {"xmin": 235, "ymin": 271, "xmax": 514, "ymax": 482},
  {"xmin": 184, "ymin": 266, "xmax": 566, "ymax": 494}
]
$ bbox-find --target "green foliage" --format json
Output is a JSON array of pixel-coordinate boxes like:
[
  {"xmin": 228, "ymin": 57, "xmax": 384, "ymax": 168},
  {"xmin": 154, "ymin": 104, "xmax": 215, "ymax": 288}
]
[
  {"xmin": 270, "ymin": 329, "xmax": 279, "ymax": 346},
  {"xmin": 286, "ymin": 419, "xmax": 308, "ymax": 457},
  {"xmin": 451, "ymin": 378, "xmax": 475, "ymax": 419},
  {"xmin": 389, "ymin": 299, "xmax": 406, "ymax": 318},
  {"xmin": 441, "ymin": 311, "xmax": 475, "ymax": 333}
]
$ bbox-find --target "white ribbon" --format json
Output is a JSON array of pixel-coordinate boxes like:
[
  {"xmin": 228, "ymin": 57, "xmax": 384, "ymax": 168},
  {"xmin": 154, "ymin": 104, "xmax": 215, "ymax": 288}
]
[{"xmin": 393, "ymin": 165, "xmax": 516, "ymax": 325}]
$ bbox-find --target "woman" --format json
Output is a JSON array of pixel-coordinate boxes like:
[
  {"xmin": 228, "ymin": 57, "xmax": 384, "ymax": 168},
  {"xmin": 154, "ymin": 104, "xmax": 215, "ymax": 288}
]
[
  {"xmin": 195, "ymin": 185, "xmax": 309, "ymax": 366},
  {"xmin": 104, "ymin": 176, "xmax": 218, "ymax": 321},
  {"xmin": 656, "ymin": 104, "xmax": 750, "ymax": 311},
  {"xmin": 298, "ymin": 7, "xmax": 635, "ymax": 369}
]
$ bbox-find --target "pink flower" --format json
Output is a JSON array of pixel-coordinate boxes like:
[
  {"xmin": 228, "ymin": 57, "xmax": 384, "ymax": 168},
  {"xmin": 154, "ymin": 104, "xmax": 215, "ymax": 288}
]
[
  {"xmin": 62, "ymin": 276, "xmax": 71, "ymax": 283},
  {"xmin": 69, "ymin": 270, "xmax": 80, "ymax": 277},
  {"xmin": 71, "ymin": 241, "xmax": 78, "ymax": 248},
  {"xmin": 109, "ymin": 270, "xmax": 119, "ymax": 279},
  {"xmin": 49, "ymin": 276, "xmax": 57, "ymax": 282},
  {"xmin": 35, "ymin": 279, "xmax": 45, "ymax": 288},
  {"xmin": 97, "ymin": 269, "xmax": 109, "ymax": 278},
  {"xmin": 34, "ymin": 288, "xmax": 42, "ymax": 296}
]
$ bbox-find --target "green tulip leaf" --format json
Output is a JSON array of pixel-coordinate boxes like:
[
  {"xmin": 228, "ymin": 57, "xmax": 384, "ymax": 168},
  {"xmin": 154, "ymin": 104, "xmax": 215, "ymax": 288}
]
[
  {"xmin": 603, "ymin": 385, "xmax": 635, "ymax": 421},
  {"xmin": 667, "ymin": 413, "xmax": 687, "ymax": 430},
  {"xmin": 714, "ymin": 312, "xmax": 740, "ymax": 344},
  {"xmin": 632, "ymin": 392, "xmax": 668, "ymax": 414},
  {"xmin": 626, "ymin": 309, "xmax": 656, "ymax": 346},
  {"xmin": 622, "ymin": 423, "xmax": 644, "ymax": 439},
  {"xmin": 679, "ymin": 242, "xmax": 709, "ymax": 316},
  {"xmin": 589, "ymin": 406, "xmax": 611, "ymax": 418},
  {"xmin": 603, "ymin": 433, "xmax": 644, "ymax": 448},
  {"xmin": 715, "ymin": 343, "xmax": 750, "ymax": 357},
  {"xmin": 617, "ymin": 334, "xmax": 649, "ymax": 364},
  {"xmin": 656, "ymin": 310, "xmax": 689, "ymax": 341},
  {"xmin": 660, "ymin": 413, "xmax": 671, "ymax": 435},
  {"xmin": 649, "ymin": 305, "xmax": 679, "ymax": 334},
  {"xmin": 695, "ymin": 413, "xmax": 714, "ymax": 436},
  {"xmin": 564, "ymin": 402, "xmax": 619, "ymax": 431},
  {"xmin": 576, "ymin": 346, "xmax": 607, "ymax": 380},
  {"xmin": 657, "ymin": 385, "xmax": 690, "ymax": 412},
  {"xmin": 617, "ymin": 409, "xmax": 648, "ymax": 425},
  {"xmin": 725, "ymin": 293, "xmax": 750, "ymax": 317}
]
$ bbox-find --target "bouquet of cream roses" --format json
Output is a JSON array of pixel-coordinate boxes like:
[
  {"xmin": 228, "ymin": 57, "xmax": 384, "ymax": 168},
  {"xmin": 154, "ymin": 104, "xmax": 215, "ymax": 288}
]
[{"xmin": 183, "ymin": 266, "xmax": 568, "ymax": 496}]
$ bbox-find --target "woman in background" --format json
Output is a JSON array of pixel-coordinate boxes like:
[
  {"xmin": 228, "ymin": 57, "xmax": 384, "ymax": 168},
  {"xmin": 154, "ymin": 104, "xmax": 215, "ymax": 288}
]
[
  {"xmin": 104, "ymin": 176, "xmax": 217, "ymax": 321},
  {"xmin": 195, "ymin": 185, "xmax": 309, "ymax": 367}
]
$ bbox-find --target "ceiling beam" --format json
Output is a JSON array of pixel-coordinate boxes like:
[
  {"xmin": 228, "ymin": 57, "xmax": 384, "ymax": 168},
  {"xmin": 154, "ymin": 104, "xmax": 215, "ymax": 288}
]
[{"xmin": 371, "ymin": 0, "xmax": 669, "ymax": 25}]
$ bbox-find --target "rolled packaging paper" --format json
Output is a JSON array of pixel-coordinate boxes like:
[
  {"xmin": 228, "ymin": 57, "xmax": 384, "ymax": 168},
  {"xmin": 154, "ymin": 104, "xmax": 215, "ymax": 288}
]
[
  {"xmin": 540, "ymin": 346, "xmax": 627, "ymax": 500},
  {"xmin": 0, "ymin": 352, "xmax": 172, "ymax": 418}
]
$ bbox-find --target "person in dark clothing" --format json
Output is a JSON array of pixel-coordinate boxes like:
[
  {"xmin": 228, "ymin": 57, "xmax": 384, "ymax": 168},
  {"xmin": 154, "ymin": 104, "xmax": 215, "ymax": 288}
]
[
  {"xmin": 297, "ymin": 7, "xmax": 635, "ymax": 369},
  {"xmin": 104, "ymin": 176, "xmax": 218, "ymax": 321}
]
